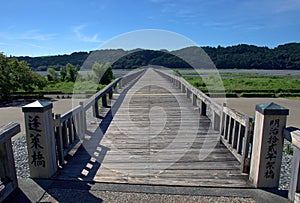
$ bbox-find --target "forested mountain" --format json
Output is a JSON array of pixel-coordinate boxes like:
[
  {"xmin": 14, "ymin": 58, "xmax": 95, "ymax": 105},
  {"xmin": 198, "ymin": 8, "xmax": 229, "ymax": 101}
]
[{"xmin": 15, "ymin": 43, "xmax": 300, "ymax": 70}]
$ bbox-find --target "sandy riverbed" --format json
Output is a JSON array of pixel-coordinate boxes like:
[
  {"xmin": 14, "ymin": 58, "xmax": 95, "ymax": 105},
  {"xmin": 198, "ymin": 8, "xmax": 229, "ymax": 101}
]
[{"xmin": 1, "ymin": 97, "xmax": 299, "ymax": 141}]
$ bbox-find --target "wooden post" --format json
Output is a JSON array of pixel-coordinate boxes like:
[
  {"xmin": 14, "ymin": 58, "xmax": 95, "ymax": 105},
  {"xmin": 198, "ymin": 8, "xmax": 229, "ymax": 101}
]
[
  {"xmin": 219, "ymin": 103, "xmax": 226, "ymax": 137},
  {"xmin": 22, "ymin": 100, "xmax": 57, "ymax": 178},
  {"xmin": 289, "ymin": 146, "xmax": 300, "ymax": 202},
  {"xmin": 79, "ymin": 102, "xmax": 86, "ymax": 136},
  {"xmin": 109, "ymin": 89, "xmax": 113, "ymax": 99},
  {"xmin": 200, "ymin": 101, "xmax": 207, "ymax": 116},
  {"xmin": 54, "ymin": 114, "xmax": 64, "ymax": 166},
  {"xmin": 192, "ymin": 94, "xmax": 197, "ymax": 106},
  {"xmin": 186, "ymin": 89, "xmax": 191, "ymax": 99},
  {"xmin": 249, "ymin": 102, "xmax": 289, "ymax": 188},
  {"xmin": 181, "ymin": 83, "xmax": 186, "ymax": 93},
  {"xmin": 102, "ymin": 94, "xmax": 108, "ymax": 107},
  {"xmin": 93, "ymin": 100, "xmax": 99, "ymax": 117}
]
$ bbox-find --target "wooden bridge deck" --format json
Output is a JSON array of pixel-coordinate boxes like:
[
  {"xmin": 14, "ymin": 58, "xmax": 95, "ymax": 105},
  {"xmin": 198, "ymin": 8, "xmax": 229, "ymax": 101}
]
[{"xmin": 54, "ymin": 68, "xmax": 250, "ymax": 187}]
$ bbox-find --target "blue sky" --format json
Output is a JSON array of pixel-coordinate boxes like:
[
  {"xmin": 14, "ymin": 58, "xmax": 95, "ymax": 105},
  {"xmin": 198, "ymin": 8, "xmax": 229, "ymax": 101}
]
[{"xmin": 0, "ymin": 0, "xmax": 300, "ymax": 56}]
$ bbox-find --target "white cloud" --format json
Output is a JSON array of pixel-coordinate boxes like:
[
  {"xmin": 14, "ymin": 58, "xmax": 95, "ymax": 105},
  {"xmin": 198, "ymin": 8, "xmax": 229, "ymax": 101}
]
[
  {"xmin": 73, "ymin": 25, "xmax": 102, "ymax": 43},
  {"xmin": 0, "ymin": 29, "xmax": 56, "ymax": 41}
]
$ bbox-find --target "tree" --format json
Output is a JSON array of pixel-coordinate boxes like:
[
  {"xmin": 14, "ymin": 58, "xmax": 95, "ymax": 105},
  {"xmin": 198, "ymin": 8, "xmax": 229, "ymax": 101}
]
[
  {"xmin": 47, "ymin": 67, "xmax": 59, "ymax": 82},
  {"xmin": 92, "ymin": 62, "xmax": 113, "ymax": 85},
  {"xmin": 66, "ymin": 63, "xmax": 78, "ymax": 82},
  {"xmin": 60, "ymin": 66, "xmax": 67, "ymax": 81},
  {"xmin": 0, "ymin": 53, "xmax": 47, "ymax": 99}
]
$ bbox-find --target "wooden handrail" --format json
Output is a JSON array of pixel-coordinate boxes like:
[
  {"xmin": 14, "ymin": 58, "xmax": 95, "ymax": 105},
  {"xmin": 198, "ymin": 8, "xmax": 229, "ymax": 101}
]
[{"xmin": 0, "ymin": 122, "xmax": 20, "ymax": 144}]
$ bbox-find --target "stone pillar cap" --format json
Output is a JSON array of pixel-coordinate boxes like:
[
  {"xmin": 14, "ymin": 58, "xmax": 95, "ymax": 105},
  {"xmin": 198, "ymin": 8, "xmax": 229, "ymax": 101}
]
[
  {"xmin": 255, "ymin": 102, "xmax": 289, "ymax": 115},
  {"xmin": 22, "ymin": 100, "xmax": 53, "ymax": 112}
]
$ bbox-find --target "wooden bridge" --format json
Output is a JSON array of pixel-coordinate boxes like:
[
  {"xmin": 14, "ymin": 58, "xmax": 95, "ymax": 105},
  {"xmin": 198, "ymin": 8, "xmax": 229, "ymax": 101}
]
[
  {"xmin": 54, "ymin": 68, "xmax": 249, "ymax": 187},
  {"xmin": 1, "ymin": 67, "xmax": 300, "ymax": 202}
]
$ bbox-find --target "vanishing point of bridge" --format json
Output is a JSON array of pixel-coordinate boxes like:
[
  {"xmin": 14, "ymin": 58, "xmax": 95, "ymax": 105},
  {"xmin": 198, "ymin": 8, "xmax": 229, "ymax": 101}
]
[
  {"xmin": 1, "ymin": 67, "xmax": 300, "ymax": 202},
  {"xmin": 54, "ymin": 68, "xmax": 249, "ymax": 187}
]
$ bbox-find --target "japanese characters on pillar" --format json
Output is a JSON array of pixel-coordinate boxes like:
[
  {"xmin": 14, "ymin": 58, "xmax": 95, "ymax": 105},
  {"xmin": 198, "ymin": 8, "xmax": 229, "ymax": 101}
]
[
  {"xmin": 250, "ymin": 102, "xmax": 289, "ymax": 188},
  {"xmin": 28, "ymin": 115, "xmax": 46, "ymax": 168},
  {"xmin": 22, "ymin": 100, "xmax": 57, "ymax": 178},
  {"xmin": 264, "ymin": 118, "xmax": 280, "ymax": 179}
]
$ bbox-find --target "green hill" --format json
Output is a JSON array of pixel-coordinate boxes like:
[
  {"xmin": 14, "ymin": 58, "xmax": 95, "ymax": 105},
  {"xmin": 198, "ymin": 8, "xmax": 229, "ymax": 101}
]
[{"xmin": 14, "ymin": 43, "xmax": 300, "ymax": 70}]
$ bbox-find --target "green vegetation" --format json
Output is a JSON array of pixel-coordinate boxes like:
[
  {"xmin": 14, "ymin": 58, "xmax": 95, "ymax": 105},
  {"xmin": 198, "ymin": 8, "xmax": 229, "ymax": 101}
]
[
  {"xmin": 15, "ymin": 43, "xmax": 300, "ymax": 70},
  {"xmin": 0, "ymin": 53, "xmax": 114, "ymax": 100},
  {"xmin": 112, "ymin": 50, "xmax": 192, "ymax": 69},
  {"xmin": 185, "ymin": 72, "xmax": 300, "ymax": 97},
  {"xmin": 0, "ymin": 53, "xmax": 47, "ymax": 100},
  {"xmin": 202, "ymin": 43, "xmax": 300, "ymax": 69},
  {"xmin": 44, "ymin": 62, "xmax": 113, "ymax": 94},
  {"xmin": 284, "ymin": 144, "xmax": 294, "ymax": 155},
  {"xmin": 92, "ymin": 62, "xmax": 113, "ymax": 84},
  {"xmin": 43, "ymin": 81, "xmax": 106, "ymax": 94}
]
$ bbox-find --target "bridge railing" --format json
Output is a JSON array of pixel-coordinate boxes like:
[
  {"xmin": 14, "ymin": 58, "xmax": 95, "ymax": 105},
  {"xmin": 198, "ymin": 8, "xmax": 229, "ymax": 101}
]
[
  {"xmin": 0, "ymin": 122, "xmax": 20, "ymax": 202},
  {"xmin": 220, "ymin": 106, "xmax": 254, "ymax": 173},
  {"xmin": 53, "ymin": 69, "xmax": 145, "ymax": 166},
  {"xmin": 156, "ymin": 69, "xmax": 300, "ymax": 202},
  {"xmin": 283, "ymin": 127, "xmax": 300, "ymax": 202},
  {"xmin": 155, "ymin": 69, "xmax": 254, "ymax": 173}
]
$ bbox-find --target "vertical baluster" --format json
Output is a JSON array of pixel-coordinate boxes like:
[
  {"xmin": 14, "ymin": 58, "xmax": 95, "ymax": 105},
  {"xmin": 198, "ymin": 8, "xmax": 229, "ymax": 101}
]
[
  {"xmin": 232, "ymin": 120, "xmax": 239, "ymax": 149},
  {"xmin": 55, "ymin": 114, "xmax": 64, "ymax": 166},
  {"xmin": 102, "ymin": 94, "xmax": 108, "ymax": 107},
  {"xmin": 228, "ymin": 117, "xmax": 234, "ymax": 144},
  {"xmin": 68, "ymin": 118, "xmax": 73, "ymax": 144},
  {"xmin": 62, "ymin": 120, "xmax": 68, "ymax": 149},
  {"xmin": 237, "ymin": 124, "xmax": 245, "ymax": 154},
  {"xmin": 224, "ymin": 114, "xmax": 229, "ymax": 139},
  {"xmin": 79, "ymin": 102, "xmax": 86, "ymax": 137},
  {"xmin": 200, "ymin": 101, "xmax": 207, "ymax": 116}
]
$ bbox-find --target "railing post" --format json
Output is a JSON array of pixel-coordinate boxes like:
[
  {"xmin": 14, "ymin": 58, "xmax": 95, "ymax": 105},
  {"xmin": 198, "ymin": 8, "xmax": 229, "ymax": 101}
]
[
  {"xmin": 109, "ymin": 89, "xmax": 113, "ymax": 99},
  {"xmin": 192, "ymin": 94, "xmax": 197, "ymax": 106},
  {"xmin": 200, "ymin": 101, "xmax": 207, "ymax": 116},
  {"xmin": 181, "ymin": 83, "xmax": 186, "ymax": 93},
  {"xmin": 93, "ymin": 100, "xmax": 99, "ymax": 117},
  {"xmin": 54, "ymin": 114, "xmax": 64, "ymax": 166},
  {"xmin": 186, "ymin": 89, "xmax": 191, "ymax": 99},
  {"xmin": 102, "ymin": 94, "xmax": 108, "ymax": 107},
  {"xmin": 79, "ymin": 102, "xmax": 86, "ymax": 136},
  {"xmin": 249, "ymin": 102, "xmax": 289, "ymax": 188},
  {"xmin": 22, "ymin": 100, "xmax": 57, "ymax": 178},
  {"xmin": 219, "ymin": 103, "xmax": 226, "ymax": 137},
  {"xmin": 289, "ymin": 146, "xmax": 300, "ymax": 202}
]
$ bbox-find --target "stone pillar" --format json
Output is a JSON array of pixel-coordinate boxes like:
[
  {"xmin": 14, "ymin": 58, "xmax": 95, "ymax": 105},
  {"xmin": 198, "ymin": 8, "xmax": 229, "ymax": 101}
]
[
  {"xmin": 22, "ymin": 100, "xmax": 57, "ymax": 178},
  {"xmin": 249, "ymin": 102, "xmax": 289, "ymax": 188}
]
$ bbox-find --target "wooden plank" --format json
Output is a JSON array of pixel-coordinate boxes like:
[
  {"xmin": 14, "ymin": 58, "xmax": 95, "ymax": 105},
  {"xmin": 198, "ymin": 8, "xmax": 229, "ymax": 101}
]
[{"xmin": 55, "ymin": 68, "xmax": 250, "ymax": 188}]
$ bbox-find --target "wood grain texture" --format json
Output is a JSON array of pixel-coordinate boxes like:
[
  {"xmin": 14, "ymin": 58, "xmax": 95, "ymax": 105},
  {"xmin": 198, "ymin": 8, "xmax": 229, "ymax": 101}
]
[{"xmin": 54, "ymin": 68, "xmax": 251, "ymax": 188}]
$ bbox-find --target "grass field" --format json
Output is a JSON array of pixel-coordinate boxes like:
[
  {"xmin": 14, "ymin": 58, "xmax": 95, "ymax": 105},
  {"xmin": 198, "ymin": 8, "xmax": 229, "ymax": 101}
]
[
  {"xmin": 182, "ymin": 71, "xmax": 300, "ymax": 97},
  {"xmin": 42, "ymin": 81, "xmax": 106, "ymax": 94}
]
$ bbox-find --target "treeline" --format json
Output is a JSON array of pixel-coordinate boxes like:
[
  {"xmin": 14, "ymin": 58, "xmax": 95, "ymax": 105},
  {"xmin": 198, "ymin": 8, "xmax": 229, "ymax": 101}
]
[
  {"xmin": 112, "ymin": 50, "xmax": 192, "ymax": 69},
  {"xmin": 202, "ymin": 43, "xmax": 300, "ymax": 69},
  {"xmin": 15, "ymin": 43, "xmax": 300, "ymax": 70},
  {"xmin": 17, "ymin": 52, "xmax": 89, "ymax": 71}
]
